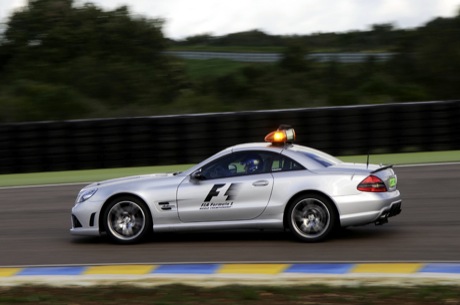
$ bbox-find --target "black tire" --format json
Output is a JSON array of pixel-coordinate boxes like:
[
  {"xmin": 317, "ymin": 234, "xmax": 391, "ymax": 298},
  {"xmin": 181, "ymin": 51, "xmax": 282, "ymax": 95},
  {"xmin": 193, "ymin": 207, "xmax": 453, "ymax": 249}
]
[
  {"xmin": 287, "ymin": 193, "xmax": 337, "ymax": 242},
  {"xmin": 102, "ymin": 196, "xmax": 152, "ymax": 244}
]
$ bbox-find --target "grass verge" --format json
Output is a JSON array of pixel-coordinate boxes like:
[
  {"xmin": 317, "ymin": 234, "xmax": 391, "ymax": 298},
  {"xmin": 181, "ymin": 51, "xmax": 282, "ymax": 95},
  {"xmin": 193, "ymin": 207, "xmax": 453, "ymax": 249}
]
[
  {"xmin": 0, "ymin": 284, "xmax": 459, "ymax": 304},
  {"xmin": 0, "ymin": 150, "xmax": 459, "ymax": 187}
]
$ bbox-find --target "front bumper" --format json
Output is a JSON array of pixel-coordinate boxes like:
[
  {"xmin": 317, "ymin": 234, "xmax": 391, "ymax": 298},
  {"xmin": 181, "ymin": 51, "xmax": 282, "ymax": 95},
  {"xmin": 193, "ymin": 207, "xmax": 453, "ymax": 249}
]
[{"xmin": 70, "ymin": 200, "xmax": 103, "ymax": 236}]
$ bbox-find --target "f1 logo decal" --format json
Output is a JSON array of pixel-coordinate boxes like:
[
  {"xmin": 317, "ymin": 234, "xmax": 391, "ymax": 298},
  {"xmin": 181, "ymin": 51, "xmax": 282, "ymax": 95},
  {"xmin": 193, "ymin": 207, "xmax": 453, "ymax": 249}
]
[
  {"xmin": 204, "ymin": 184, "xmax": 225, "ymax": 202},
  {"xmin": 204, "ymin": 183, "xmax": 241, "ymax": 202}
]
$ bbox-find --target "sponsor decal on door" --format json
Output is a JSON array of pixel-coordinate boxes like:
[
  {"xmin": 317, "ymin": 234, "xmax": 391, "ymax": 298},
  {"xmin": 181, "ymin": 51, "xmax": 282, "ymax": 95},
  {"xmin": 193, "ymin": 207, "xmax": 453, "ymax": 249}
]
[{"xmin": 200, "ymin": 183, "xmax": 241, "ymax": 210}]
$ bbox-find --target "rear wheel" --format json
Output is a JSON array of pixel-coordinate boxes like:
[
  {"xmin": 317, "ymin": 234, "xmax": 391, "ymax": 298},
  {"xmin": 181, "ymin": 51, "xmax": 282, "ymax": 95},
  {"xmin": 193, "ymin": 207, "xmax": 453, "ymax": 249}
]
[
  {"xmin": 103, "ymin": 196, "xmax": 152, "ymax": 244},
  {"xmin": 287, "ymin": 194, "xmax": 337, "ymax": 242}
]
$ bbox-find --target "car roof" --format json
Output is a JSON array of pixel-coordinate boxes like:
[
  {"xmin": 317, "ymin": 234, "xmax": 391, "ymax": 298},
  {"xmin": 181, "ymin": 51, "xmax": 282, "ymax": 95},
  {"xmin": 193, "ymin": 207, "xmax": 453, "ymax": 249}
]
[
  {"xmin": 230, "ymin": 142, "xmax": 285, "ymax": 152},
  {"xmin": 182, "ymin": 142, "xmax": 341, "ymax": 176}
]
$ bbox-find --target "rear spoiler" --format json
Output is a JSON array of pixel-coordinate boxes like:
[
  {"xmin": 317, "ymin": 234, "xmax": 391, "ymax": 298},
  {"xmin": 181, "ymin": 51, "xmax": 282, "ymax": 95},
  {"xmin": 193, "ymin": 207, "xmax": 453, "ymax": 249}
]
[{"xmin": 371, "ymin": 165, "xmax": 393, "ymax": 174}]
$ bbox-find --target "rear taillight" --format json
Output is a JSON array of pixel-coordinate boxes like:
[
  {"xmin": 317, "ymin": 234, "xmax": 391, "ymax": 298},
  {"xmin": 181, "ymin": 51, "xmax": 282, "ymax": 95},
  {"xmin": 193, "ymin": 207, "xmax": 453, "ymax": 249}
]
[{"xmin": 357, "ymin": 175, "xmax": 387, "ymax": 192}]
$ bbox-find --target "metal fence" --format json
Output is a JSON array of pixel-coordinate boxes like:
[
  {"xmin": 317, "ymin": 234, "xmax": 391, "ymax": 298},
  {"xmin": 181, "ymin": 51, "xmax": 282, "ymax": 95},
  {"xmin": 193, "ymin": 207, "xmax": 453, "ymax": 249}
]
[{"xmin": 0, "ymin": 100, "xmax": 459, "ymax": 174}]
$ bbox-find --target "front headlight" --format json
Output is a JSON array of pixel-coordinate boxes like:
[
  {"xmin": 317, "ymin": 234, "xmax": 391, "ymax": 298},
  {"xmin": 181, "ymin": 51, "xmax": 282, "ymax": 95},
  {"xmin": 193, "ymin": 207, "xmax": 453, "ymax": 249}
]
[{"xmin": 76, "ymin": 188, "xmax": 98, "ymax": 204}]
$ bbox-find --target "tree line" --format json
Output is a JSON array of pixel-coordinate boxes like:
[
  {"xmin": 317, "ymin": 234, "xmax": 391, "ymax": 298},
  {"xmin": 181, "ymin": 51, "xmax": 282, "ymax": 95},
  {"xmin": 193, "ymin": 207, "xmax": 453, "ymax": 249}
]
[
  {"xmin": 174, "ymin": 24, "xmax": 403, "ymax": 52},
  {"xmin": 0, "ymin": 0, "xmax": 459, "ymax": 122}
]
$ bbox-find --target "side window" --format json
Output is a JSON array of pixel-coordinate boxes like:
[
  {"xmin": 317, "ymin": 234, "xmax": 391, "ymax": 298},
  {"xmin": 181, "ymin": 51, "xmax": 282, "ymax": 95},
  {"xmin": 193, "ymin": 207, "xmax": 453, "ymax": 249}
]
[
  {"xmin": 200, "ymin": 155, "xmax": 237, "ymax": 179},
  {"xmin": 200, "ymin": 151, "xmax": 271, "ymax": 179},
  {"xmin": 271, "ymin": 155, "xmax": 304, "ymax": 172},
  {"xmin": 200, "ymin": 151, "xmax": 304, "ymax": 179}
]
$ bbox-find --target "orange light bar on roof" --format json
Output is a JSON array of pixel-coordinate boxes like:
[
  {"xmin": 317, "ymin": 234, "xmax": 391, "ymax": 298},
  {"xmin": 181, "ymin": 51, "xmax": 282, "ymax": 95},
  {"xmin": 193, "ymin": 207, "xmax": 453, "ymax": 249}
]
[{"xmin": 264, "ymin": 126, "xmax": 296, "ymax": 144}]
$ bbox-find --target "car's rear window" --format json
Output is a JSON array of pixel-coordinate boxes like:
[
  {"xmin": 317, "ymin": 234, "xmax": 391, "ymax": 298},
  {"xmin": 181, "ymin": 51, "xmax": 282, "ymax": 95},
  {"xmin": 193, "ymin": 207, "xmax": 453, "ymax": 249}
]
[
  {"xmin": 301, "ymin": 152, "xmax": 336, "ymax": 167},
  {"xmin": 288, "ymin": 145, "xmax": 341, "ymax": 168}
]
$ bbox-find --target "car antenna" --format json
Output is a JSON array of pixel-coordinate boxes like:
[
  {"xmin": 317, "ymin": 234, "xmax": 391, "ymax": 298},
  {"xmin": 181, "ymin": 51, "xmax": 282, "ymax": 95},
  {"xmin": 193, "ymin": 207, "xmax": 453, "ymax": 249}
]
[{"xmin": 366, "ymin": 153, "xmax": 370, "ymax": 169}]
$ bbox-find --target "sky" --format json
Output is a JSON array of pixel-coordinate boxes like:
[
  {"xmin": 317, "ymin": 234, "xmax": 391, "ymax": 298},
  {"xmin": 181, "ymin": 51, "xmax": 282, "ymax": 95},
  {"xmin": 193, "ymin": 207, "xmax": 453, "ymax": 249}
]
[{"xmin": 1, "ymin": 0, "xmax": 459, "ymax": 39}]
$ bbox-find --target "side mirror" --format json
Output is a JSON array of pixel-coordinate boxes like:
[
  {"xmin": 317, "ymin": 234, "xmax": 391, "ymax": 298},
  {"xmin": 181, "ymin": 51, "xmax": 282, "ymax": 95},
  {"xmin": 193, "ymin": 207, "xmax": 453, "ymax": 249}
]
[{"xmin": 191, "ymin": 169, "xmax": 204, "ymax": 180}]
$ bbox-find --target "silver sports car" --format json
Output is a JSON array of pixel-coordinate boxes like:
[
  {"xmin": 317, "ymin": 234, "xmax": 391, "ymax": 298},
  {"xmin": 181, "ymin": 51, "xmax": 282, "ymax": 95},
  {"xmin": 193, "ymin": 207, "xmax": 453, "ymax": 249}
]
[{"xmin": 71, "ymin": 126, "xmax": 401, "ymax": 244}]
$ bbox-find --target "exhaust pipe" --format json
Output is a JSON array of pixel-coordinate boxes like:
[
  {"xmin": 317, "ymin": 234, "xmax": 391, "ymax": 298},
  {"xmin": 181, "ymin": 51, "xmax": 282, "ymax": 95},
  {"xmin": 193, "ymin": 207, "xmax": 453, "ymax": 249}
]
[{"xmin": 375, "ymin": 215, "xmax": 389, "ymax": 226}]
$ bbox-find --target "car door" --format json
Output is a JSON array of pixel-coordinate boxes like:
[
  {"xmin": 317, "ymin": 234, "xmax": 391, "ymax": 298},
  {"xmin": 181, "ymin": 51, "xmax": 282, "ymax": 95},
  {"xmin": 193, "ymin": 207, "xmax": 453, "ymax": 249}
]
[{"xmin": 176, "ymin": 151, "xmax": 274, "ymax": 222}]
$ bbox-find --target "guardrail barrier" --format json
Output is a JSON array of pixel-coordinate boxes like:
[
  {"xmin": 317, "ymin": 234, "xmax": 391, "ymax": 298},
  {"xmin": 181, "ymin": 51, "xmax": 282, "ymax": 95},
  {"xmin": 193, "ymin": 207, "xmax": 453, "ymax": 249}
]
[
  {"xmin": 166, "ymin": 51, "xmax": 395, "ymax": 63},
  {"xmin": 0, "ymin": 101, "xmax": 459, "ymax": 174}
]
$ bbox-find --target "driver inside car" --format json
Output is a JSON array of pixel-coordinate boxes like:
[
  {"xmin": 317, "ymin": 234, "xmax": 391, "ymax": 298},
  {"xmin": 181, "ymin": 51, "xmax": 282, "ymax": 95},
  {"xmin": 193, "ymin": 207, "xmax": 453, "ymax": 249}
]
[{"xmin": 242, "ymin": 155, "xmax": 263, "ymax": 174}]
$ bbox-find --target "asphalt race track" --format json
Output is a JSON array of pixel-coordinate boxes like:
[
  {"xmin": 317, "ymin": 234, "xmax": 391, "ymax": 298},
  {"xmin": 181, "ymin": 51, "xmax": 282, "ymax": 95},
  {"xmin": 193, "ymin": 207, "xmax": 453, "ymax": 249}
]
[{"xmin": 0, "ymin": 164, "xmax": 459, "ymax": 267}]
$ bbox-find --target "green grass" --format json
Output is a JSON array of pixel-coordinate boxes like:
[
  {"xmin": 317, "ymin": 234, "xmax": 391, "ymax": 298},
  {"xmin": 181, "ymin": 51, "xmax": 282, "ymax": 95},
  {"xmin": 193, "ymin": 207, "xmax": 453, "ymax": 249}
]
[
  {"xmin": 339, "ymin": 150, "xmax": 460, "ymax": 165},
  {"xmin": 0, "ymin": 150, "xmax": 459, "ymax": 187},
  {"xmin": 0, "ymin": 164, "xmax": 193, "ymax": 187},
  {"xmin": 0, "ymin": 284, "xmax": 459, "ymax": 304}
]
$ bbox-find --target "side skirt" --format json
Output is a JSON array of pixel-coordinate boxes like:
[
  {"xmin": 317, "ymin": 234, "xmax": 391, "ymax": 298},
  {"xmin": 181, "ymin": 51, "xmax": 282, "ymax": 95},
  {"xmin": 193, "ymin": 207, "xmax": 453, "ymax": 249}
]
[{"xmin": 153, "ymin": 219, "xmax": 283, "ymax": 232}]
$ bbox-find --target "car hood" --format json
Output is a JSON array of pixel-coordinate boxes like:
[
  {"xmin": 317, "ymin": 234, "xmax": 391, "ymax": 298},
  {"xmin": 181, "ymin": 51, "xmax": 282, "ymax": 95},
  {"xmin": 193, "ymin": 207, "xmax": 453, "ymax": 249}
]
[{"xmin": 86, "ymin": 173, "xmax": 179, "ymax": 188}]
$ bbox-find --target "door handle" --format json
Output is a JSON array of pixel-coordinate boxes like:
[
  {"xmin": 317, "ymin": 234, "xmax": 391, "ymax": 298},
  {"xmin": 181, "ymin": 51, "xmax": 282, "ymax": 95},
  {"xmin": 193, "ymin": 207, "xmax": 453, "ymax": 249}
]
[{"xmin": 252, "ymin": 180, "xmax": 269, "ymax": 187}]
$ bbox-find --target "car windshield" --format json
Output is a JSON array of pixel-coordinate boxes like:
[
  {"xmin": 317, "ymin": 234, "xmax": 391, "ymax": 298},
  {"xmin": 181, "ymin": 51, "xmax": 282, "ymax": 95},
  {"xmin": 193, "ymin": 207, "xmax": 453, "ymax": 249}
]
[{"xmin": 292, "ymin": 146, "xmax": 341, "ymax": 167}]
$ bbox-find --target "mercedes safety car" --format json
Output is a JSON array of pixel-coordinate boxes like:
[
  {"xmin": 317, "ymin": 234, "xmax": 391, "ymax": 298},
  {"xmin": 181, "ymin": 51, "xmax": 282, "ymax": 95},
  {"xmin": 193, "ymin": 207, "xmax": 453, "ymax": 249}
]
[{"xmin": 71, "ymin": 126, "xmax": 402, "ymax": 244}]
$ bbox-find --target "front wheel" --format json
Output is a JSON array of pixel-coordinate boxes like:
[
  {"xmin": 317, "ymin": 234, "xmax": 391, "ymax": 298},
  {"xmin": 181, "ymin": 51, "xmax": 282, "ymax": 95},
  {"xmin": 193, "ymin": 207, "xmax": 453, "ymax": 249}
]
[
  {"xmin": 287, "ymin": 194, "xmax": 337, "ymax": 242},
  {"xmin": 102, "ymin": 196, "xmax": 152, "ymax": 244}
]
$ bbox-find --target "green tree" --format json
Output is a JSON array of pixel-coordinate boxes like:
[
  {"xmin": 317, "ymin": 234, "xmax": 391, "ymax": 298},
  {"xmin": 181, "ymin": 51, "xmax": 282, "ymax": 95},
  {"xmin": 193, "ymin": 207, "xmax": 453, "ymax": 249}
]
[
  {"xmin": 279, "ymin": 45, "xmax": 309, "ymax": 72},
  {"xmin": 182, "ymin": 33, "xmax": 214, "ymax": 45},
  {"xmin": 414, "ymin": 15, "xmax": 460, "ymax": 98},
  {"xmin": 0, "ymin": 0, "xmax": 187, "ymax": 121},
  {"xmin": 215, "ymin": 30, "xmax": 283, "ymax": 47}
]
